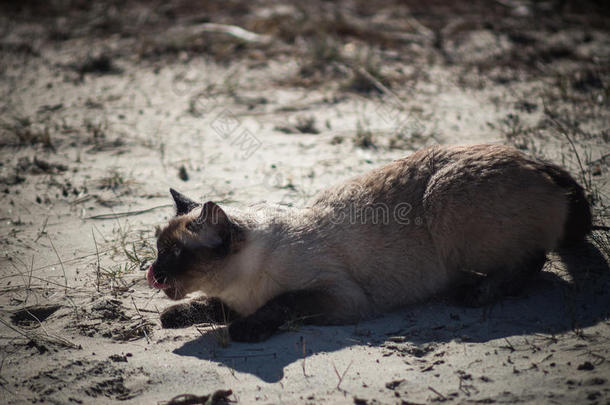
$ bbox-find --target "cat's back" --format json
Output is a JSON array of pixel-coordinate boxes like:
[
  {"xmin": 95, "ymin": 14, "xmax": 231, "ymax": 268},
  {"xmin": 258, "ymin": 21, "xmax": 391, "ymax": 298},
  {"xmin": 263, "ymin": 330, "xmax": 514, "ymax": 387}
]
[
  {"xmin": 310, "ymin": 144, "xmax": 514, "ymax": 210},
  {"xmin": 311, "ymin": 145, "xmax": 446, "ymax": 210}
]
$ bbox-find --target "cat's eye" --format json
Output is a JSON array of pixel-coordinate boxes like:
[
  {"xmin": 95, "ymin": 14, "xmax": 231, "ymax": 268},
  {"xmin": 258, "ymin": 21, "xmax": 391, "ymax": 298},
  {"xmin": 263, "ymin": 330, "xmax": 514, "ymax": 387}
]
[{"xmin": 172, "ymin": 247, "xmax": 181, "ymax": 257}]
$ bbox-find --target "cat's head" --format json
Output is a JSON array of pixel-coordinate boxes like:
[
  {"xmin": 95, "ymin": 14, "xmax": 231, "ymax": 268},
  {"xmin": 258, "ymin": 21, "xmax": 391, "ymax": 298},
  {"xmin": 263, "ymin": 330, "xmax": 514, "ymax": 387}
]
[{"xmin": 147, "ymin": 189, "xmax": 244, "ymax": 300}]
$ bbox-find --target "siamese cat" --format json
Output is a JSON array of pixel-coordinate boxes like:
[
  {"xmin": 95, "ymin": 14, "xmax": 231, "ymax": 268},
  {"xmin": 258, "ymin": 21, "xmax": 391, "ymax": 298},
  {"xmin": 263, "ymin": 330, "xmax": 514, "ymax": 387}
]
[{"xmin": 147, "ymin": 144, "xmax": 592, "ymax": 342}]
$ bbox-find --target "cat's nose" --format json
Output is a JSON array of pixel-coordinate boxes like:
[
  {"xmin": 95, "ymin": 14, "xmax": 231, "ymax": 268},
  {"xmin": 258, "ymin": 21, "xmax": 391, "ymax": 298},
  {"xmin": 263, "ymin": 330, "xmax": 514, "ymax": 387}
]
[{"xmin": 146, "ymin": 266, "xmax": 170, "ymax": 289}]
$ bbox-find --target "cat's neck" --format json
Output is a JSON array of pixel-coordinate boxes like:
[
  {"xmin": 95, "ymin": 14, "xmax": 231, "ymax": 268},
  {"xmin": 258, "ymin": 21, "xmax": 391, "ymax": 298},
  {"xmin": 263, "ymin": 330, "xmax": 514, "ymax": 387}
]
[{"xmin": 216, "ymin": 206, "xmax": 334, "ymax": 314}]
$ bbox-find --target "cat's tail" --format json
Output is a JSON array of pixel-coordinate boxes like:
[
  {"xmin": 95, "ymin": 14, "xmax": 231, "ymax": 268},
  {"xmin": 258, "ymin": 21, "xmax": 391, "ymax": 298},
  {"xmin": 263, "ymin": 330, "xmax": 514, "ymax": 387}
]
[{"xmin": 540, "ymin": 162, "xmax": 592, "ymax": 248}]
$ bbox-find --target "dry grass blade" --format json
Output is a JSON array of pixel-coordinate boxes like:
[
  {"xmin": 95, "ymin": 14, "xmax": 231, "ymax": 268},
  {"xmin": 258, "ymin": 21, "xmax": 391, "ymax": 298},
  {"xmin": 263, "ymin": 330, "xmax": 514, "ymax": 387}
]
[
  {"xmin": 92, "ymin": 229, "xmax": 101, "ymax": 292},
  {"xmin": 0, "ymin": 317, "xmax": 79, "ymax": 350},
  {"xmin": 2, "ymin": 274, "xmax": 79, "ymax": 291},
  {"xmin": 545, "ymin": 112, "xmax": 589, "ymax": 189},
  {"xmin": 428, "ymin": 386, "xmax": 448, "ymax": 401},
  {"xmin": 348, "ymin": 64, "xmax": 403, "ymax": 106},
  {"xmin": 130, "ymin": 297, "xmax": 150, "ymax": 343},
  {"xmin": 86, "ymin": 204, "xmax": 173, "ymax": 220},
  {"xmin": 48, "ymin": 236, "xmax": 68, "ymax": 294}
]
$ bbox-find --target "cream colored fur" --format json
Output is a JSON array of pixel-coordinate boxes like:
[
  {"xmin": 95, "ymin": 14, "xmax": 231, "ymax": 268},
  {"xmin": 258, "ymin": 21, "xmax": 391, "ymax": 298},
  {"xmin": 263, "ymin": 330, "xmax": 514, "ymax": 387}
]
[{"xmin": 176, "ymin": 144, "xmax": 572, "ymax": 322}]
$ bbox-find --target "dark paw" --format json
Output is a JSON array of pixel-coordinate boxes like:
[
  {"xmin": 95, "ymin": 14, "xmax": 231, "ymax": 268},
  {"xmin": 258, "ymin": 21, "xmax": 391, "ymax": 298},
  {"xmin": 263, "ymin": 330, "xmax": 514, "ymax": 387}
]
[
  {"xmin": 454, "ymin": 278, "xmax": 496, "ymax": 307},
  {"xmin": 190, "ymin": 299, "xmax": 234, "ymax": 324},
  {"xmin": 228, "ymin": 317, "xmax": 277, "ymax": 342},
  {"xmin": 160, "ymin": 304, "xmax": 195, "ymax": 328},
  {"xmin": 456, "ymin": 291, "xmax": 491, "ymax": 308},
  {"xmin": 161, "ymin": 298, "xmax": 234, "ymax": 328},
  {"xmin": 457, "ymin": 277, "xmax": 506, "ymax": 307}
]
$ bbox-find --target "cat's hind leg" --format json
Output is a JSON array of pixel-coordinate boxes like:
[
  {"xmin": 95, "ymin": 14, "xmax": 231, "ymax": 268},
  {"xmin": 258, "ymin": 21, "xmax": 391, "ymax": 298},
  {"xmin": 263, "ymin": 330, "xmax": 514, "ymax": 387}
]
[{"xmin": 454, "ymin": 249, "xmax": 547, "ymax": 307}]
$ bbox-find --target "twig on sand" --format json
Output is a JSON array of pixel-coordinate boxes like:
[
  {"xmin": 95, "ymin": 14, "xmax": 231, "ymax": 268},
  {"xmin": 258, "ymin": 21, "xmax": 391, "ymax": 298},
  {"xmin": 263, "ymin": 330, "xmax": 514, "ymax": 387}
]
[
  {"xmin": 428, "ymin": 386, "xmax": 448, "ymax": 401},
  {"xmin": 160, "ymin": 389, "xmax": 233, "ymax": 405},
  {"xmin": 300, "ymin": 336, "xmax": 310, "ymax": 377},
  {"xmin": 184, "ymin": 23, "xmax": 272, "ymax": 44},
  {"xmin": 27, "ymin": 255, "xmax": 34, "ymax": 301},
  {"xmin": 354, "ymin": 66, "xmax": 399, "ymax": 102},
  {"xmin": 34, "ymin": 216, "xmax": 48, "ymax": 242},
  {"xmin": 501, "ymin": 337, "xmax": 516, "ymax": 352},
  {"xmin": 92, "ymin": 229, "xmax": 101, "ymax": 292},
  {"xmin": 216, "ymin": 353, "xmax": 277, "ymax": 360},
  {"xmin": 198, "ymin": 23, "xmax": 271, "ymax": 44},
  {"xmin": 86, "ymin": 204, "xmax": 173, "ymax": 220},
  {"xmin": 332, "ymin": 360, "xmax": 353, "ymax": 391}
]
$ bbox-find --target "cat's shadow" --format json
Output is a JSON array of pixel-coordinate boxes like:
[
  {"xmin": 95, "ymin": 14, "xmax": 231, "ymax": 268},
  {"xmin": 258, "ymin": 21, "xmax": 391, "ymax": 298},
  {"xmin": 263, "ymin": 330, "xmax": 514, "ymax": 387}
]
[{"xmin": 173, "ymin": 241, "xmax": 609, "ymax": 383}]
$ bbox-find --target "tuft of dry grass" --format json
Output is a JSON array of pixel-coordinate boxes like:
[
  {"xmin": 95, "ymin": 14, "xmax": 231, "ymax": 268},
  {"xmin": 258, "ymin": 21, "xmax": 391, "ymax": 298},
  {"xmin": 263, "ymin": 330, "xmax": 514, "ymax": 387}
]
[
  {"xmin": 500, "ymin": 99, "xmax": 609, "ymax": 261},
  {"xmin": 293, "ymin": 36, "xmax": 345, "ymax": 86},
  {"xmin": 295, "ymin": 116, "xmax": 320, "ymax": 134},
  {"xmin": 123, "ymin": 236, "xmax": 157, "ymax": 272},
  {"xmin": 0, "ymin": 116, "xmax": 54, "ymax": 149},
  {"xmin": 353, "ymin": 119, "xmax": 376, "ymax": 149},
  {"xmin": 342, "ymin": 51, "xmax": 390, "ymax": 94},
  {"xmin": 96, "ymin": 170, "xmax": 137, "ymax": 192},
  {"xmin": 200, "ymin": 321, "xmax": 231, "ymax": 349},
  {"xmin": 275, "ymin": 115, "xmax": 320, "ymax": 134}
]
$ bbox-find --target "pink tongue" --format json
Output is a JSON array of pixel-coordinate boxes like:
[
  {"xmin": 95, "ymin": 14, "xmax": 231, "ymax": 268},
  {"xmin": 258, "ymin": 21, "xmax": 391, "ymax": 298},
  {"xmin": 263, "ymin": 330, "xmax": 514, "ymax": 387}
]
[{"xmin": 146, "ymin": 265, "xmax": 170, "ymax": 290}]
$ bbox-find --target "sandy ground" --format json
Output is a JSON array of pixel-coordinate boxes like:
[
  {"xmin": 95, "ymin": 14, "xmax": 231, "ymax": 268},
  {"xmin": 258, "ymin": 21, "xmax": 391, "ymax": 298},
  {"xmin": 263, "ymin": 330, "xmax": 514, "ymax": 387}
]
[{"xmin": 1, "ymin": 1, "xmax": 609, "ymax": 404}]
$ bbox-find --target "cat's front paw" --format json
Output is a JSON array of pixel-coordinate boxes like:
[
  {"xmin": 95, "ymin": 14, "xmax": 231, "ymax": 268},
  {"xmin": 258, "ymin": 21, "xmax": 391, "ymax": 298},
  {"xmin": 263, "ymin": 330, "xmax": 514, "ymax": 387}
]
[
  {"xmin": 160, "ymin": 303, "xmax": 195, "ymax": 328},
  {"xmin": 228, "ymin": 317, "xmax": 277, "ymax": 342}
]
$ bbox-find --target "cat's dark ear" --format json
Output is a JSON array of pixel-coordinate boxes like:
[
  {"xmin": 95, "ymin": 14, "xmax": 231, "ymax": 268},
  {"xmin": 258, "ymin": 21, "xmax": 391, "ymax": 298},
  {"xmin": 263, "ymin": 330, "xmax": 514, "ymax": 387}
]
[
  {"xmin": 198, "ymin": 201, "xmax": 231, "ymax": 227},
  {"xmin": 170, "ymin": 188, "xmax": 200, "ymax": 216},
  {"xmin": 187, "ymin": 201, "xmax": 234, "ymax": 249}
]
